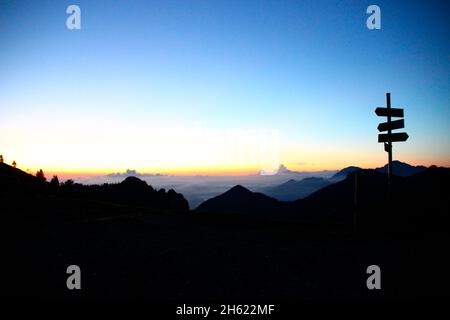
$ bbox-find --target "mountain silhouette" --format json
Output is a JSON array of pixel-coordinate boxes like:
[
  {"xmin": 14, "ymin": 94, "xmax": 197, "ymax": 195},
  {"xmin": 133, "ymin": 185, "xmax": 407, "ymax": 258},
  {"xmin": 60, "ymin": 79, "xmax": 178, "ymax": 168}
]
[
  {"xmin": 257, "ymin": 162, "xmax": 427, "ymax": 202},
  {"xmin": 290, "ymin": 169, "xmax": 389, "ymax": 222},
  {"xmin": 330, "ymin": 166, "xmax": 362, "ymax": 181},
  {"xmin": 118, "ymin": 176, "xmax": 155, "ymax": 195},
  {"xmin": 0, "ymin": 163, "xmax": 189, "ymax": 214},
  {"xmin": 3, "ymin": 161, "xmax": 448, "ymax": 301},
  {"xmin": 258, "ymin": 177, "xmax": 331, "ymax": 201},
  {"xmin": 0, "ymin": 162, "xmax": 43, "ymax": 196},
  {"xmin": 196, "ymin": 166, "xmax": 450, "ymax": 230},
  {"xmin": 375, "ymin": 160, "xmax": 427, "ymax": 177},
  {"xmin": 3, "ymin": 160, "xmax": 444, "ymax": 226},
  {"xmin": 196, "ymin": 185, "xmax": 281, "ymax": 215},
  {"xmin": 196, "ymin": 170, "xmax": 386, "ymax": 220}
]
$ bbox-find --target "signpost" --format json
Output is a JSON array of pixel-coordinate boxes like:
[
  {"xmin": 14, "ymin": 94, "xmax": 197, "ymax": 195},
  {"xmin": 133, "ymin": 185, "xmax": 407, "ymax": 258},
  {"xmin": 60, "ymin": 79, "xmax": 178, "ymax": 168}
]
[
  {"xmin": 378, "ymin": 132, "xmax": 409, "ymax": 143},
  {"xmin": 375, "ymin": 93, "xmax": 408, "ymax": 188},
  {"xmin": 377, "ymin": 119, "xmax": 404, "ymax": 132},
  {"xmin": 375, "ymin": 107, "xmax": 404, "ymax": 118}
]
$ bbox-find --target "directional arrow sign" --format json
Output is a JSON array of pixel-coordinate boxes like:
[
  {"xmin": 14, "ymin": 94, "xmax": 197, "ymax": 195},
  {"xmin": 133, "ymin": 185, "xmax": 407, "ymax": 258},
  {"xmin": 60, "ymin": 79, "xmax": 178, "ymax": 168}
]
[
  {"xmin": 378, "ymin": 132, "xmax": 409, "ymax": 143},
  {"xmin": 377, "ymin": 119, "xmax": 404, "ymax": 132},
  {"xmin": 375, "ymin": 107, "xmax": 404, "ymax": 117}
]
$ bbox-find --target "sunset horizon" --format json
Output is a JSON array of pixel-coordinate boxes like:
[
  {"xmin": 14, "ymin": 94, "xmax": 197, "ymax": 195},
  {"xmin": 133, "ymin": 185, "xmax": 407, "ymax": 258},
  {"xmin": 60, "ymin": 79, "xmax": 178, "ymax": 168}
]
[
  {"xmin": 1, "ymin": 1, "xmax": 449, "ymax": 179},
  {"xmin": 2, "ymin": 0, "xmax": 449, "ymax": 307},
  {"xmin": 1, "ymin": 157, "xmax": 448, "ymax": 180}
]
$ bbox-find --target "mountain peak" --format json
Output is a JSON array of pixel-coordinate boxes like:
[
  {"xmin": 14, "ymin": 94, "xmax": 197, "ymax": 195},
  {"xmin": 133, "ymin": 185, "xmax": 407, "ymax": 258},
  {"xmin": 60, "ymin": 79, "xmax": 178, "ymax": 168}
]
[
  {"xmin": 120, "ymin": 176, "xmax": 148, "ymax": 189},
  {"xmin": 196, "ymin": 184, "xmax": 278, "ymax": 214},
  {"xmin": 226, "ymin": 185, "xmax": 252, "ymax": 195},
  {"xmin": 376, "ymin": 161, "xmax": 427, "ymax": 177},
  {"xmin": 331, "ymin": 166, "xmax": 362, "ymax": 180}
]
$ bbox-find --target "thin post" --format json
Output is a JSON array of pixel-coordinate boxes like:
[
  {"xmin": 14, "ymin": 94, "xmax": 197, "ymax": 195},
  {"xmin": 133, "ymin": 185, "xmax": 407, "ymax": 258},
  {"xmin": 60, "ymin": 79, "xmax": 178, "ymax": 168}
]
[
  {"xmin": 353, "ymin": 171, "xmax": 358, "ymax": 234},
  {"xmin": 386, "ymin": 92, "xmax": 392, "ymax": 192}
]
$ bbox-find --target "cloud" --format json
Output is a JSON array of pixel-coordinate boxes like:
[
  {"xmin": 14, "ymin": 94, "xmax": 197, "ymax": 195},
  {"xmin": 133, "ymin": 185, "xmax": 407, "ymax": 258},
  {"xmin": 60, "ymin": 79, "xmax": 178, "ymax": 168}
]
[
  {"xmin": 107, "ymin": 169, "xmax": 166, "ymax": 178},
  {"xmin": 258, "ymin": 164, "xmax": 294, "ymax": 175}
]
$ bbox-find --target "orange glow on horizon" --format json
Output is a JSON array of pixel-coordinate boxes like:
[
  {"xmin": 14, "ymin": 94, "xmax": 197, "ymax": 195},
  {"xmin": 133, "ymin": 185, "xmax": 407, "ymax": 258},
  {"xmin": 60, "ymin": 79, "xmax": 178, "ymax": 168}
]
[{"xmin": 12, "ymin": 157, "xmax": 449, "ymax": 181}]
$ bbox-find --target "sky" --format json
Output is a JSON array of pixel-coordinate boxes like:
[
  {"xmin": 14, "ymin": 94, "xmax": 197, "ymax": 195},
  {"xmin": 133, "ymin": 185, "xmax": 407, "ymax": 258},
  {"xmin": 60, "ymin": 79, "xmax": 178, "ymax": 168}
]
[{"xmin": 0, "ymin": 0, "xmax": 449, "ymax": 176}]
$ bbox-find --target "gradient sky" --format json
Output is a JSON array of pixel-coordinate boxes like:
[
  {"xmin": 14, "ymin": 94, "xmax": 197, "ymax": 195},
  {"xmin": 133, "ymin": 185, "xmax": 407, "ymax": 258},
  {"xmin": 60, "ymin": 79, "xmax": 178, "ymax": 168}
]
[{"xmin": 0, "ymin": 0, "xmax": 449, "ymax": 176}]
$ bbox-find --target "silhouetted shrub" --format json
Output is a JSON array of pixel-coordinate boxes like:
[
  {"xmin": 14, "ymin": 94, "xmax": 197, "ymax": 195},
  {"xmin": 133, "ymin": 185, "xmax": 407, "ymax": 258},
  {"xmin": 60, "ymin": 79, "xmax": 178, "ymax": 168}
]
[
  {"xmin": 50, "ymin": 175, "xmax": 59, "ymax": 186},
  {"xmin": 63, "ymin": 179, "xmax": 75, "ymax": 187},
  {"xmin": 50, "ymin": 175, "xmax": 60, "ymax": 193},
  {"xmin": 36, "ymin": 169, "xmax": 46, "ymax": 183}
]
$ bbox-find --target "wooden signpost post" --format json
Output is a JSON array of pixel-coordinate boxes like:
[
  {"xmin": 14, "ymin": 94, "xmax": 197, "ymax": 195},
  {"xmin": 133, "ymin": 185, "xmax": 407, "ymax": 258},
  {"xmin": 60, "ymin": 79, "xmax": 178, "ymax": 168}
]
[
  {"xmin": 355, "ymin": 93, "xmax": 408, "ymax": 233},
  {"xmin": 375, "ymin": 93, "xmax": 408, "ymax": 188}
]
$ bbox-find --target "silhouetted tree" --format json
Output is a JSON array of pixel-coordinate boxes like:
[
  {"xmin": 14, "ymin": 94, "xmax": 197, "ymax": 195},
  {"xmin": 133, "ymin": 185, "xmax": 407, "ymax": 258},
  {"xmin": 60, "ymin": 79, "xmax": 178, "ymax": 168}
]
[
  {"xmin": 36, "ymin": 169, "xmax": 46, "ymax": 183},
  {"xmin": 63, "ymin": 179, "xmax": 74, "ymax": 187},
  {"xmin": 0, "ymin": 155, "xmax": 3, "ymax": 163},
  {"xmin": 50, "ymin": 175, "xmax": 60, "ymax": 187},
  {"xmin": 12, "ymin": 160, "xmax": 16, "ymax": 168}
]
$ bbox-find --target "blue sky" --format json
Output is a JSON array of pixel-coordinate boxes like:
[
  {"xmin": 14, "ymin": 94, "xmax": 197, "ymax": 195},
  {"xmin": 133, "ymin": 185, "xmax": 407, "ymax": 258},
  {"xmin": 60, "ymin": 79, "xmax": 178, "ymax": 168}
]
[{"xmin": 0, "ymin": 0, "xmax": 449, "ymax": 174}]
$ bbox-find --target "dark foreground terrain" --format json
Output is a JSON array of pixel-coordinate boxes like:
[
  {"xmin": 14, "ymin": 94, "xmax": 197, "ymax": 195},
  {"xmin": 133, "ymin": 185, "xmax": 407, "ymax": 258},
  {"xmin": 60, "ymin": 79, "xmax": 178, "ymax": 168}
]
[
  {"xmin": 8, "ymin": 212, "xmax": 448, "ymax": 300},
  {"xmin": 1, "ymin": 162, "xmax": 449, "ymax": 301}
]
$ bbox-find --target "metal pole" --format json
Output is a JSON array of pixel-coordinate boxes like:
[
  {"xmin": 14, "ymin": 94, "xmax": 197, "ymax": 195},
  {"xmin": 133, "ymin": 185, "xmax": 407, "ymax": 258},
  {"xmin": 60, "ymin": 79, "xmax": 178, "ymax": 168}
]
[
  {"xmin": 353, "ymin": 171, "xmax": 358, "ymax": 234},
  {"xmin": 386, "ymin": 93, "xmax": 392, "ymax": 191}
]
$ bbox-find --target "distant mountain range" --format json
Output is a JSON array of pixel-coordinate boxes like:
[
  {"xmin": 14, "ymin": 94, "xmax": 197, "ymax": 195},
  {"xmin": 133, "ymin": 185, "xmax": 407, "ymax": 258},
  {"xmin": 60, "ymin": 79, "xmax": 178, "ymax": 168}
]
[
  {"xmin": 257, "ymin": 177, "xmax": 331, "ymax": 201},
  {"xmin": 2, "ymin": 159, "xmax": 448, "ymax": 233},
  {"xmin": 253, "ymin": 161, "xmax": 428, "ymax": 202},
  {"xmin": 196, "ymin": 164, "xmax": 449, "ymax": 228},
  {"xmin": 1, "ymin": 160, "xmax": 432, "ymax": 218}
]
